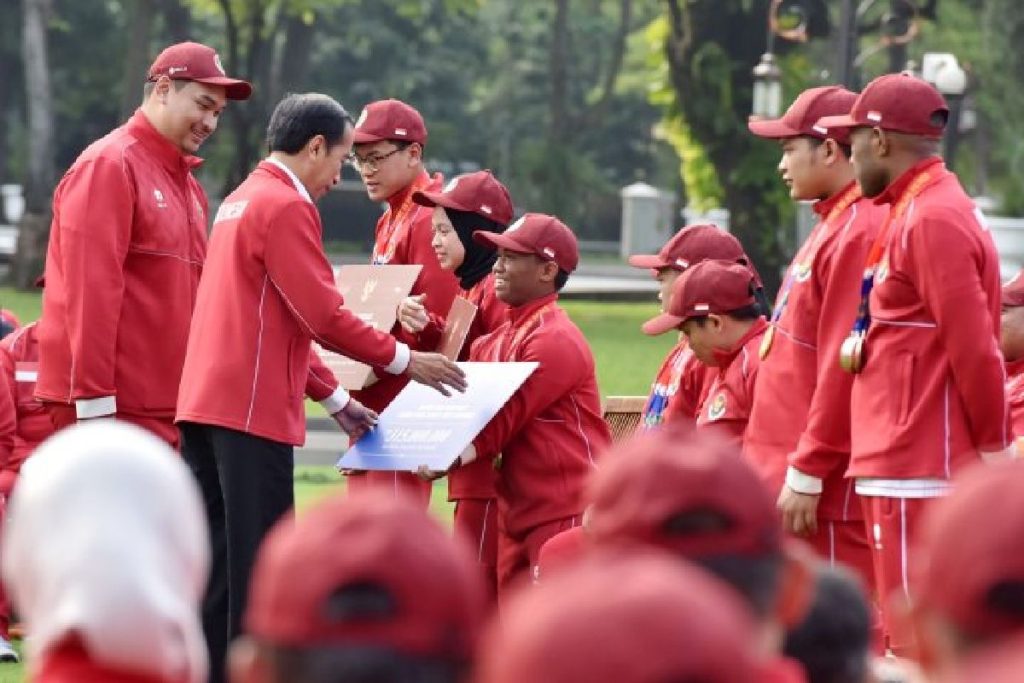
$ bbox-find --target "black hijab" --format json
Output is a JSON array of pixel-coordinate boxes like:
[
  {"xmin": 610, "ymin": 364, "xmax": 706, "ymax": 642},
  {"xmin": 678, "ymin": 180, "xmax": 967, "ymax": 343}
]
[{"xmin": 446, "ymin": 207, "xmax": 508, "ymax": 290}]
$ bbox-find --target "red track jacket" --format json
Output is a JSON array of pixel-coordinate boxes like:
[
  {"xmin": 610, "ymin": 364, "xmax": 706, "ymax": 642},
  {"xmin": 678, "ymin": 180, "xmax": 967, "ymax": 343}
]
[
  {"xmin": 849, "ymin": 158, "xmax": 1011, "ymax": 479},
  {"xmin": 0, "ymin": 323, "xmax": 53, "ymax": 483},
  {"xmin": 469, "ymin": 293, "xmax": 610, "ymax": 536},
  {"xmin": 746, "ymin": 184, "xmax": 883, "ymax": 520},
  {"xmin": 176, "ymin": 161, "xmax": 406, "ymax": 445},
  {"xmin": 640, "ymin": 338, "xmax": 711, "ymax": 430},
  {"xmin": 35, "ymin": 110, "xmax": 207, "ymax": 419},
  {"xmin": 696, "ymin": 318, "xmax": 767, "ymax": 445},
  {"xmin": 1005, "ymin": 358, "xmax": 1024, "ymax": 438}
]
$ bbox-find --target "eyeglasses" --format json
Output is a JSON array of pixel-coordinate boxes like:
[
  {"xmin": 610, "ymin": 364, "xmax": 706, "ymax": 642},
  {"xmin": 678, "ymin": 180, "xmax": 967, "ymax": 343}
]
[{"xmin": 347, "ymin": 147, "xmax": 405, "ymax": 173}]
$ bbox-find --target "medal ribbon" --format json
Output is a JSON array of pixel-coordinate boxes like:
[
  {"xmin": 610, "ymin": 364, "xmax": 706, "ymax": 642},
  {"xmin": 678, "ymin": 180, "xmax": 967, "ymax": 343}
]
[
  {"xmin": 492, "ymin": 302, "xmax": 558, "ymax": 361},
  {"xmin": 372, "ymin": 175, "xmax": 432, "ymax": 265},
  {"xmin": 847, "ymin": 169, "xmax": 940, "ymax": 339},
  {"xmin": 769, "ymin": 183, "xmax": 861, "ymax": 328}
]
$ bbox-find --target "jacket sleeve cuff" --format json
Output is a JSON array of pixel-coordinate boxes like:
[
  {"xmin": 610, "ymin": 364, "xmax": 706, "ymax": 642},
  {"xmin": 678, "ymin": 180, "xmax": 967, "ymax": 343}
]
[
  {"xmin": 785, "ymin": 466, "xmax": 824, "ymax": 495},
  {"xmin": 383, "ymin": 342, "xmax": 411, "ymax": 375},
  {"xmin": 981, "ymin": 443, "xmax": 1019, "ymax": 463},
  {"xmin": 319, "ymin": 386, "xmax": 351, "ymax": 415},
  {"xmin": 76, "ymin": 396, "xmax": 116, "ymax": 420}
]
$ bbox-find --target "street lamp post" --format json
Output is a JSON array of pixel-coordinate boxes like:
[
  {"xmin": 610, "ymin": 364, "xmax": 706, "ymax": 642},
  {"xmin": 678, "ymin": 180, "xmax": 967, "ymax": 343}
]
[
  {"xmin": 752, "ymin": 52, "xmax": 783, "ymax": 119},
  {"xmin": 922, "ymin": 52, "xmax": 968, "ymax": 169}
]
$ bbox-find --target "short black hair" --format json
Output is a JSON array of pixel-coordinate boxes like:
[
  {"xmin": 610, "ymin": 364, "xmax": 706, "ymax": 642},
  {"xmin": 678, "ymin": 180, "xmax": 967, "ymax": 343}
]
[
  {"xmin": 696, "ymin": 554, "xmax": 783, "ymax": 619},
  {"xmin": 142, "ymin": 78, "xmax": 186, "ymax": 99},
  {"xmin": 263, "ymin": 642, "xmax": 466, "ymax": 683},
  {"xmin": 688, "ymin": 304, "xmax": 763, "ymax": 328},
  {"xmin": 808, "ymin": 135, "xmax": 852, "ymax": 160},
  {"xmin": 266, "ymin": 93, "xmax": 354, "ymax": 155},
  {"xmin": 783, "ymin": 567, "xmax": 871, "ymax": 683}
]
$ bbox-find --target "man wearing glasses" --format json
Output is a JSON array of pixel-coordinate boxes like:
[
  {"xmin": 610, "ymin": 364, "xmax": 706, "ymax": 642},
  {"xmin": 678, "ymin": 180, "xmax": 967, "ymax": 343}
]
[{"xmin": 346, "ymin": 99, "xmax": 461, "ymax": 505}]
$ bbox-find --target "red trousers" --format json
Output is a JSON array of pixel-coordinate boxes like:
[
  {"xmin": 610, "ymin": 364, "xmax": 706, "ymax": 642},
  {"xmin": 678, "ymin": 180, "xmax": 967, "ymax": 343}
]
[
  {"xmin": 345, "ymin": 470, "xmax": 432, "ymax": 508},
  {"xmin": 453, "ymin": 498, "xmax": 498, "ymax": 603},
  {"xmin": 497, "ymin": 514, "xmax": 581, "ymax": 599},
  {"xmin": 861, "ymin": 495, "xmax": 935, "ymax": 655},
  {"xmin": 45, "ymin": 404, "xmax": 180, "ymax": 450}
]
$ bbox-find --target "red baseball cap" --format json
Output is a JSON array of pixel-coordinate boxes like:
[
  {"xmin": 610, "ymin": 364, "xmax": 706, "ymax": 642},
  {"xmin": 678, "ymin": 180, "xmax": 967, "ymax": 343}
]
[
  {"xmin": 412, "ymin": 170, "xmax": 514, "ymax": 225},
  {"xmin": 628, "ymin": 223, "xmax": 747, "ymax": 271},
  {"xmin": 642, "ymin": 259, "xmax": 758, "ymax": 335},
  {"xmin": 475, "ymin": 551, "xmax": 758, "ymax": 683},
  {"xmin": 915, "ymin": 461, "xmax": 1024, "ymax": 638},
  {"xmin": 1003, "ymin": 270, "xmax": 1024, "ymax": 308},
  {"xmin": 587, "ymin": 425, "xmax": 782, "ymax": 560},
  {"xmin": 748, "ymin": 85, "xmax": 859, "ymax": 145},
  {"xmin": 816, "ymin": 72, "xmax": 949, "ymax": 139},
  {"xmin": 352, "ymin": 99, "xmax": 427, "ymax": 145},
  {"xmin": 147, "ymin": 42, "xmax": 252, "ymax": 100},
  {"xmin": 244, "ymin": 490, "xmax": 485, "ymax": 658},
  {"xmin": 474, "ymin": 212, "xmax": 579, "ymax": 273}
]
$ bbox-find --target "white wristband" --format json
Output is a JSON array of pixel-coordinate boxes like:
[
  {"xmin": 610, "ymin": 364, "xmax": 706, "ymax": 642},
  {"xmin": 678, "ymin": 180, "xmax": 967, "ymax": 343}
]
[
  {"xmin": 383, "ymin": 342, "xmax": 411, "ymax": 375},
  {"xmin": 76, "ymin": 395, "xmax": 117, "ymax": 420},
  {"xmin": 785, "ymin": 466, "xmax": 823, "ymax": 495},
  {"xmin": 319, "ymin": 386, "xmax": 351, "ymax": 414}
]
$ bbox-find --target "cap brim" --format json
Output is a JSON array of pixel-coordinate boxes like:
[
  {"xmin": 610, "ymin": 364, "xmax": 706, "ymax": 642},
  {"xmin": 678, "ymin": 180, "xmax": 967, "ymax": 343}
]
[
  {"xmin": 815, "ymin": 113, "xmax": 861, "ymax": 131},
  {"xmin": 193, "ymin": 76, "xmax": 252, "ymax": 101},
  {"xmin": 642, "ymin": 312, "xmax": 684, "ymax": 336},
  {"xmin": 747, "ymin": 117, "xmax": 802, "ymax": 139},
  {"xmin": 472, "ymin": 230, "xmax": 533, "ymax": 255},
  {"xmin": 352, "ymin": 130, "xmax": 387, "ymax": 144},
  {"xmin": 412, "ymin": 189, "xmax": 469, "ymax": 212},
  {"xmin": 627, "ymin": 254, "xmax": 669, "ymax": 269}
]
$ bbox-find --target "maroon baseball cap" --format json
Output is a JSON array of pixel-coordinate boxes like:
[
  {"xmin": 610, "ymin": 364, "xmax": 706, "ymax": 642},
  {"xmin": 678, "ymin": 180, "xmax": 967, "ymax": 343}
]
[
  {"xmin": 412, "ymin": 170, "xmax": 514, "ymax": 225},
  {"xmin": 628, "ymin": 223, "xmax": 747, "ymax": 271},
  {"xmin": 147, "ymin": 42, "xmax": 252, "ymax": 100},
  {"xmin": 642, "ymin": 259, "xmax": 758, "ymax": 335},
  {"xmin": 915, "ymin": 461, "xmax": 1024, "ymax": 638},
  {"xmin": 587, "ymin": 425, "xmax": 782, "ymax": 560},
  {"xmin": 475, "ymin": 551, "xmax": 758, "ymax": 683},
  {"xmin": 748, "ymin": 85, "xmax": 859, "ymax": 145},
  {"xmin": 244, "ymin": 490, "xmax": 485, "ymax": 657},
  {"xmin": 1003, "ymin": 270, "xmax": 1024, "ymax": 308},
  {"xmin": 474, "ymin": 212, "xmax": 579, "ymax": 273},
  {"xmin": 816, "ymin": 72, "xmax": 949, "ymax": 139},
  {"xmin": 352, "ymin": 99, "xmax": 427, "ymax": 145}
]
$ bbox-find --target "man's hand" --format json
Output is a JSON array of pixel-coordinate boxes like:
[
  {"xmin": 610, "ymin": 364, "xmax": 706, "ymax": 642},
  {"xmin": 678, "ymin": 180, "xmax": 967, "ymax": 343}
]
[
  {"xmin": 778, "ymin": 485, "xmax": 820, "ymax": 537},
  {"xmin": 407, "ymin": 352, "xmax": 467, "ymax": 396},
  {"xmin": 415, "ymin": 464, "xmax": 448, "ymax": 481},
  {"xmin": 397, "ymin": 294, "xmax": 429, "ymax": 334},
  {"xmin": 331, "ymin": 398, "xmax": 378, "ymax": 440}
]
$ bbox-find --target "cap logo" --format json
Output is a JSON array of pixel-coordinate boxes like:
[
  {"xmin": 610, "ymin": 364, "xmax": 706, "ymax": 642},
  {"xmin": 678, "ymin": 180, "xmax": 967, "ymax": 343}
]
[
  {"xmin": 394, "ymin": 127, "xmax": 408, "ymax": 137},
  {"xmin": 693, "ymin": 303, "xmax": 710, "ymax": 312},
  {"xmin": 167, "ymin": 66, "xmax": 188, "ymax": 75},
  {"xmin": 866, "ymin": 111, "xmax": 883, "ymax": 123},
  {"xmin": 355, "ymin": 109, "xmax": 369, "ymax": 129},
  {"xmin": 443, "ymin": 177, "xmax": 460, "ymax": 193},
  {"xmin": 812, "ymin": 124, "xmax": 828, "ymax": 135},
  {"xmin": 542, "ymin": 247, "xmax": 556, "ymax": 258},
  {"xmin": 213, "ymin": 53, "xmax": 225, "ymax": 76},
  {"xmin": 480, "ymin": 204, "xmax": 493, "ymax": 214},
  {"xmin": 507, "ymin": 217, "xmax": 526, "ymax": 233},
  {"xmin": 674, "ymin": 257, "xmax": 689, "ymax": 268}
]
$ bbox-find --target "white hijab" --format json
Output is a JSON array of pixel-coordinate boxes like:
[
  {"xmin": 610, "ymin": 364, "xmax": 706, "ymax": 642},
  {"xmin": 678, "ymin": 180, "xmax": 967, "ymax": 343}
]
[{"xmin": 2, "ymin": 420, "xmax": 210, "ymax": 683}]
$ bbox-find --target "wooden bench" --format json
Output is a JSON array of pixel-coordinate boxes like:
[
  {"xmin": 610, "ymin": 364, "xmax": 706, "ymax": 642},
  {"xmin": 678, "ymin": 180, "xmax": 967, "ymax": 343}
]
[{"xmin": 601, "ymin": 396, "xmax": 647, "ymax": 442}]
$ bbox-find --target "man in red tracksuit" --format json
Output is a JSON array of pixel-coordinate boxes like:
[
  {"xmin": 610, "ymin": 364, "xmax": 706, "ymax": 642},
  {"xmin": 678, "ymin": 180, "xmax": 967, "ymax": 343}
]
[
  {"xmin": 745, "ymin": 86, "xmax": 882, "ymax": 596},
  {"xmin": 0, "ymin": 320, "xmax": 54, "ymax": 496},
  {"xmin": 643, "ymin": 260, "xmax": 767, "ymax": 445},
  {"xmin": 346, "ymin": 99, "xmax": 461, "ymax": 505},
  {"xmin": 818, "ymin": 73, "xmax": 1014, "ymax": 655},
  {"xmin": 460, "ymin": 214, "xmax": 611, "ymax": 593},
  {"xmin": 397, "ymin": 170, "xmax": 515, "ymax": 602},
  {"xmin": 34, "ymin": 42, "xmax": 251, "ymax": 448},
  {"xmin": 175, "ymin": 93, "xmax": 465, "ymax": 683},
  {"xmin": 628, "ymin": 224, "xmax": 758, "ymax": 429},
  {"xmin": 1000, "ymin": 271, "xmax": 1024, "ymax": 439}
]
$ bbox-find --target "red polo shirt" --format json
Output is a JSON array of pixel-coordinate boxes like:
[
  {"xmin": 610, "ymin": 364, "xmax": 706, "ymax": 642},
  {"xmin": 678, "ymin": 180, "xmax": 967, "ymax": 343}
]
[
  {"xmin": 469, "ymin": 293, "xmax": 611, "ymax": 536},
  {"xmin": 746, "ymin": 183, "xmax": 883, "ymax": 520},
  {"xmin": 696, "ymin": 317, "xmax": 768, "ymax": 444},
  {"xmin": 849, "ymin": 157, "xmax": 1010, "ymax": 480}
]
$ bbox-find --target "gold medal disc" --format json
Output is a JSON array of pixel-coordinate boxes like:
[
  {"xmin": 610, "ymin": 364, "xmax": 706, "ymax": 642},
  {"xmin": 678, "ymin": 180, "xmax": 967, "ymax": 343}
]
[{"xmin": 839, "ymin": 333, "xmax": 866, "ymax": 374}]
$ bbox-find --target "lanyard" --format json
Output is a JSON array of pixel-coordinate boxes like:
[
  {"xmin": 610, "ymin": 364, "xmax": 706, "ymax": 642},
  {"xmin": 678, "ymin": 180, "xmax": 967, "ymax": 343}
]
[
  {"xmin": 771, "ymin": 184, "xmax": 861, "ymax": 327},
  {"xmin": 493, "ymin": 302, "xmax": 557, "ymax": 361},
  {"xmin": 372, "ymin": 177, "xmax": 431, "ymax": 265},
  {"xmin": 848, "ymin": 169, "xmax": 939, "ymax": 337},
  {"xmin": 642, "ymin": 343, "xmax": 688, "ymax": 428}
]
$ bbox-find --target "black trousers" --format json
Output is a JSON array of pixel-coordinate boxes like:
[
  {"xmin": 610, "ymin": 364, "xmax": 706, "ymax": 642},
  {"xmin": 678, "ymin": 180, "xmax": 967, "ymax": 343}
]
[{"xmin": 180, "ymin": 422, "xmax": 294, "ymax": 683}]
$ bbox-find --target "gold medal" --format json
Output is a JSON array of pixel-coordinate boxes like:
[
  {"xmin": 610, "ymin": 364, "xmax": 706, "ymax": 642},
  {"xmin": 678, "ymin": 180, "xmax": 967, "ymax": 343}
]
[
  {"xmin": 759, "ymin": 324, "xmax": 775, "ymax": 360},
  {"xmin": 839, "ymin": 333, "xmax": 866, "ymax": 374}
]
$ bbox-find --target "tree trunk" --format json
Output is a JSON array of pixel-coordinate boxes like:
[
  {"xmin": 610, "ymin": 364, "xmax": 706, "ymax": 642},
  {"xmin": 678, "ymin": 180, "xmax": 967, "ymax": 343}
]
[
  {"xmin": 15, "ymin": 0, "xmax": 56, "ymax": 290},
  {"xmin": 119, "ymin": 0, "xmax": 157, "ymax": 121},
  {"xmin": 159, "ymin": 0, "xmax": 190, "ymax": 42},
  {"xmin": 269, "ymin": 11, "xmax": 316, "ymax": 106}
]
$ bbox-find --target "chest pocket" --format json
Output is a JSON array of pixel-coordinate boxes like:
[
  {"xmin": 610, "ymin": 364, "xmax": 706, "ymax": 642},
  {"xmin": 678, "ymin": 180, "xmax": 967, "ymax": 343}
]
[{"xmin": 131, "ymin": 166, "xmax": 195, "ymax": 257}]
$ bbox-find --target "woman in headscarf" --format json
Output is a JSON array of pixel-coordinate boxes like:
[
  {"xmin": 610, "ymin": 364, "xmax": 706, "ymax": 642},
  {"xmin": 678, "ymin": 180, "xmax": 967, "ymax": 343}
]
[
  {"xmin": 396, "ymin": 169, "xmax": 513, "ymax": 603},
  {"xmin": 2, "ymin": 420, "xmax": 210, "ymax": 683}
]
